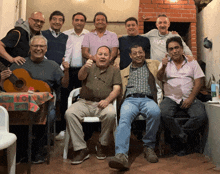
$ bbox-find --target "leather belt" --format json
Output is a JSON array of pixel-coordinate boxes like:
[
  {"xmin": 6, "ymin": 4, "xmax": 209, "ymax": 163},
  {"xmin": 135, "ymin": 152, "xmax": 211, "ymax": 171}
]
[{"xmin": 126, "ymin": 93, "xmax": 153, "ymax": 99}]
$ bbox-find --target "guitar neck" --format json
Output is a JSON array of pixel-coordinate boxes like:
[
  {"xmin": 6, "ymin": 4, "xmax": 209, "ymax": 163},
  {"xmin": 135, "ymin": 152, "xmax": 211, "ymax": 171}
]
[{"xmin": 0, "ymin": 61, "xmax": 18, "ymax": 84}]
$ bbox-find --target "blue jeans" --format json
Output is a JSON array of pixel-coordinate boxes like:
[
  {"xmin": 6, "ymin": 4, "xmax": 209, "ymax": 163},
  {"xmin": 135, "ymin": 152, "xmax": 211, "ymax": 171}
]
[
  {"xmin": 115, "ymin": 97, "xmax": 161, "ymax": 155},
  {"xmin": 160, "ymin": 97, "xmax": 208, "ymax": 135}
]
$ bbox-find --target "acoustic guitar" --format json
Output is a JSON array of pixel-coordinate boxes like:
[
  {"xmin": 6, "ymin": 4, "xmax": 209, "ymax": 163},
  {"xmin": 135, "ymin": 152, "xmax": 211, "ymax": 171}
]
[{"xmin": 0, "ymin": 62, "xmax": 51, "ymax": 93}]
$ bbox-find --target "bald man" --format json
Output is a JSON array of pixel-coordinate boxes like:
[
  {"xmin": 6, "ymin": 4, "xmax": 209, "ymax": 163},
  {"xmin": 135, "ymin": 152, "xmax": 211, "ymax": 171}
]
[{"xmin": 0, "ymin": 12, "xmax": 45, "ymax": 67}]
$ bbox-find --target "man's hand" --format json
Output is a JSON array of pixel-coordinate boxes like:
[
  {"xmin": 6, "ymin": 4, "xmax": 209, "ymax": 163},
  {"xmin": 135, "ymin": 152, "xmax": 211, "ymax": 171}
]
[
  {"xmin": 171, "ymin": 31, "xmax": 178, "ymax": 35},
  {"xmin": 181, "ymin": 97, "xmax": 194, "ymax": 109},
  {"xmin": 185, "ymin": 54, "xmax": 195, "ymax": 62},
  {"xmin": 13, "ymin": 56, "xmax": 26, "ymax": 65},
  {"xmin": 84, "ymin": 59, "xmax": 93, "ymax": 69},
  {"xmin": 162, "ymin": 54, "xmax": 169, "ymax": 67},
  {"xmin": 62, "ymin": 58, "xmax": 69, "ymax": 70},
  {"xmin": 98, "ymin": 99, "xmax": 110, "ymax": 109},
  {"xmin": 1, "ymin": 68, "xmax": 12, "ymax": 81}
]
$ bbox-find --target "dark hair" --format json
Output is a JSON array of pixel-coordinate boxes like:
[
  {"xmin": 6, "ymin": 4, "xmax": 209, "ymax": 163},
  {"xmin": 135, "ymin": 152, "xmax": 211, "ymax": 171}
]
[
  {"xmin": 129, "ymin": 45, "xmax": 144, "ymax": 53},
  {"xmin": 72, "ymin": 12, "xmax": 87, "ymax": 22},
  {"xmin": 125, "ymin": 17, "xmax": 138, "ymax": 25},
  {"xmin": 96, "ymin": 45, "xmax": 111, "ymax": 55},
  {"xmin": 157, "ymin": 14, "xmax": 168, "ymax": 18},
  {"xmin": 93, "ymin": 12, "xmax": 108, "ymax": 23},
  {"xmin": 49, "ymin": 11, "xmax": 65, "ymax": 22},
  {"xmin": 166, "ymin": 36, "xmax": 183, "ymax": 51}
]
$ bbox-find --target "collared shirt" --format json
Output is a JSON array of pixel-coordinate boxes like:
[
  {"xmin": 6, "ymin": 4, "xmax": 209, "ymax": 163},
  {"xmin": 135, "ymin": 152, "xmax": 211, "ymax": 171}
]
[
  {"xmin": 49, "ymin": 28, "xmax": 61, "ymax": 38},
  {"xmin": 159, "ymin": 56, "xmax": 205, "ymax": 104},
  {"xmin": 63, "ymin": 28, "xmax": 89, "ymax": 67},
  {"xmin": 126, "ymin": 62, "xmax": 152, "ymax": 97},
  {"xmin": 80, "ymin": 63, "xmax": 122, "ymax": 101},
  {"xmin": 81, "ymin": 30, "xmax": 119, "ymax": 56}
]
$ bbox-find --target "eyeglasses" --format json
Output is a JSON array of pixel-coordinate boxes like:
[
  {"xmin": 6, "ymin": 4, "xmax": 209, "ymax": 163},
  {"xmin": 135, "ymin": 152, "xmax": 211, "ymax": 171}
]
[
  {"xmin": 31, "ymin": 45, "xmax": 46, "ymax": 48},
  {"xmin": 31, "ymin": 18, "xmax": 45, "ymax": 24},
  {"xmin": 51, "ymin": 17, "xmax": 63, "ymax": 22}
]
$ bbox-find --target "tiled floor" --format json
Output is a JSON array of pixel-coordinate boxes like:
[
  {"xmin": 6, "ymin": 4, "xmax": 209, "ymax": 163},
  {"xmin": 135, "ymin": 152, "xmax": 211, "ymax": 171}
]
[{"xmin": 1, "ymin": 132, "xmax": 219, "ymax": 174}]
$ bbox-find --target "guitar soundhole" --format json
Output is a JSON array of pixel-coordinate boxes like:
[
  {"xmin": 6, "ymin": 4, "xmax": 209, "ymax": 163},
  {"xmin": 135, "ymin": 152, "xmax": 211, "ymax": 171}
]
[{"xmin": 15, "ymin": 80, "xmax": 24, "ymax": 89}]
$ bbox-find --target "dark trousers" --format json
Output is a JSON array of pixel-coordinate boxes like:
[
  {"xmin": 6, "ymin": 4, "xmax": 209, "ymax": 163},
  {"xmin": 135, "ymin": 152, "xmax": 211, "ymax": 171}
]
[
  {"xmin": 160, "ymin": 97, "xmax": 208, "ymax": 136},
  {"xmin": 58, "ymin": 67, "xmax": 81, "ymax": 132}
]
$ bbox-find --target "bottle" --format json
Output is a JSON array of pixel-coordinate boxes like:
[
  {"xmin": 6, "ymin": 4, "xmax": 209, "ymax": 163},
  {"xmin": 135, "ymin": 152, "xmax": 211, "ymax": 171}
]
[{"xmin": 211, "ymin": 76, "xmax": 216, "ymax": 100}]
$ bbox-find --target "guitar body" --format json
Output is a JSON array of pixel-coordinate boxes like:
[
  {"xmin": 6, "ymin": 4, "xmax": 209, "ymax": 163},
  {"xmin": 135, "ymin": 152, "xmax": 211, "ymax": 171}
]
[{"xmin": 3, "ymin": 68, "xmax": 51, "ymax": 93}]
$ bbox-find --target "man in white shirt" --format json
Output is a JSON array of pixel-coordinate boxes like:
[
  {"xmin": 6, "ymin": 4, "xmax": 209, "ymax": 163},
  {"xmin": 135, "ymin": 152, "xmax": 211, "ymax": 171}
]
[{"xmin": 56, "ymin": 12, "xmax": 89, "ymax": 140}]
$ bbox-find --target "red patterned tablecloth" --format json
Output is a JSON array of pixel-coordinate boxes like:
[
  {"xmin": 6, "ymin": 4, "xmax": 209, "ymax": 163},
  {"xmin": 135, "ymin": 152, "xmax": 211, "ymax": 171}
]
[{"xmin": 0, "ymin": 92, "xmax": 54, "ymax": 125}]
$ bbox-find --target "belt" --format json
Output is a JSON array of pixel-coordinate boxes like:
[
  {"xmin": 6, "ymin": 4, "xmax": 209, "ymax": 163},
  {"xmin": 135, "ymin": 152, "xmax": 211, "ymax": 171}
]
[
  {"xmin": 126, "ymin": 93, "xmax": 153, "ymax": 99},
  {"xmin": 80, "ymin": 97, "xmax": 101, "ymax": 102}
]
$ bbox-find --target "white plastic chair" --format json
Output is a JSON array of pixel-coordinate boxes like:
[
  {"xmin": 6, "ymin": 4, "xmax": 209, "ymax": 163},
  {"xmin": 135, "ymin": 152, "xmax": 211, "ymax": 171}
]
[
  {"xmin": 0, "ymin": 106, "xmax": 17, "ymax": 174},
  {"xmin": 63, "ymin": 88, "xmax": 117, "ymax": 159}
]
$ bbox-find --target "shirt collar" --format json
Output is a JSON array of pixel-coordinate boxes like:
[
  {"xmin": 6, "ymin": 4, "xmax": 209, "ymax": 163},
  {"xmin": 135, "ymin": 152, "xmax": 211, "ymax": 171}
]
[
  {"xmin": 130, "ymin": 61, "xmax": 146, "ymax": 70},
  {"xmin": 93, "ymin": 30, "xmax": 108, "ymax": 35},
  {"xmin": 70, "ymin": 28, "xmax": 87, "ymax": 36},
  {"xmin": 49, "ymin": 28, "xmax": 61, "ymax": 36}
]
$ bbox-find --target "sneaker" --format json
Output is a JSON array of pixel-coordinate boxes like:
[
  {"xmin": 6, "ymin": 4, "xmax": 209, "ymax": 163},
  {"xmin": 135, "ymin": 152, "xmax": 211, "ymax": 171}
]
[
  {"xmin": 109, "ymin": 153, "xmax": 129, "ymax": 170},
  {"xmin": 71, "ymin": 148, "xmax": 90, "ymax": 165},
  {"xmin": 95, "ymin": 142, "xmax": 107, "ymax": 160},
  {"xmin": 143, "ymin": 147, "xmax": 158, "ymax": 163},
  {"xmin": 55, "ymin": 130, "xmax": 65, "ymax": 141},
  {"xmin": 32, "ymin": 154, "xmax": 45, "ymax": 164}
]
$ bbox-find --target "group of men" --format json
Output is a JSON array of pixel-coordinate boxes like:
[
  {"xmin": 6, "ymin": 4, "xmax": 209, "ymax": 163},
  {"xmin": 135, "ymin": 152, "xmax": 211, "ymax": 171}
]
[{"xmin": 0, "ymin": 10, "xmax": 207, "ymax": 170}]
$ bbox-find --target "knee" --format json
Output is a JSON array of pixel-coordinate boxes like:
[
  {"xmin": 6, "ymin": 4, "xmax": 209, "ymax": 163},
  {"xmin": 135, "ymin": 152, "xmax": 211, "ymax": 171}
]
[
  {"xmin": 65, "ymin": 108, "xmax": 74, "ymax": 121},
  {"xmin": 105, "ymin": 110, "xmax": 116, "ymax": 121},
  {"xmin": 149, "ymin": 106, "xmax": 161, "ymax": 121}
]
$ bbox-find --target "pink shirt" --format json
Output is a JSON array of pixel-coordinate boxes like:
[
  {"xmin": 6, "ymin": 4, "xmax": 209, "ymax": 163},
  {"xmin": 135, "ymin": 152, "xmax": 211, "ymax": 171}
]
[
  {"xmin": 81, "ymin": 30, "xmax": 119, "ymax": 56},
  {"xmin": 159, "ymin": 57, "xmax": 205, "ymax": 104}
]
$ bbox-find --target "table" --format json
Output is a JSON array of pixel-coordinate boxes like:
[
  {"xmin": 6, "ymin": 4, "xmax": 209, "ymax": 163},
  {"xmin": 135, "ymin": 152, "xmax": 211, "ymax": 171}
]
[{"xmin": 0, "ymin": 92, "xmax": 53, "ymax": 174}]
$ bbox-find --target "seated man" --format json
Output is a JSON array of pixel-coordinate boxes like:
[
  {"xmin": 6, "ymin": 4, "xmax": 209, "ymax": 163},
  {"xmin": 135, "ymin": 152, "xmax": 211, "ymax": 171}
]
[
  {"xmin": 0, "ymin": 35, "xmax": 69, "ymax": 163},
  {"xmin": 157, "ymin": 36, "xmax": 208, "ymax": 154},
  {"xmin": 109, "ymin": 45, "xmax": 161, "ymax": 170},
  {"xmin": 65, "ymin": 46, "xmax": 121, "ymax": 165}
]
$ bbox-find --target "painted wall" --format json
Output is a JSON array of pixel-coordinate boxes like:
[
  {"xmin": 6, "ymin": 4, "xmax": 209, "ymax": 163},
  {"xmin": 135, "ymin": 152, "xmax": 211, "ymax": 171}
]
[
  {"xmin": 197, "ymin": 0, "xmax": 220, "ymax": 83},
  {"xmin": 26, "ymin": 0, "xmax": 139, "ymax": 35}
]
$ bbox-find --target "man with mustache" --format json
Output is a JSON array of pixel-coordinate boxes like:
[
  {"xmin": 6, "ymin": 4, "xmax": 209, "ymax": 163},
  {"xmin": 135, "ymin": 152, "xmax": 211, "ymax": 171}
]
[
  {"xmin": 0, "ymin": 11, "xmax": 45, "ymax": 67},
  {"xmin": 65, "ymin": 46, "xmax": 121, "ymax": 165},
  {"xmin": 144, "ymin": 14, "xmax": 192, "ymax": 62}
]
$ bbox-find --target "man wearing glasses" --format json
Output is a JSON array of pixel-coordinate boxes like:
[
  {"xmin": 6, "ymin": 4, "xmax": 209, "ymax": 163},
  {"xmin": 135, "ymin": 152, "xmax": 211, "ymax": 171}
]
[{"xmin": 0, "ymin": 11, "xmax": 45, "ymax": 67}]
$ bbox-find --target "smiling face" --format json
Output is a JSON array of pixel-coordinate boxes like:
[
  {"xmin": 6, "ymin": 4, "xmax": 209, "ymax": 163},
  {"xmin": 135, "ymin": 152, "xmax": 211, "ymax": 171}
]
[
  {"xmin": 49, "ymin": 15, "xmax": 64, "ymax": 32},
  {"xmin": 95, "ymin": 47, "xmax": 111, "ymax": 69},
  {"xmin": 156, "ymin": 16, "xmax": 170, "ymax": 35},
  {"xmin": 125, "ymin": 20, "xmax": 138, "ymax": 36},
  {"xmin": 72, "ymin": 14, "xmax": 86, "ymax": 32},
  {"xmin": 28, "ymin": 12, "xmax": 45, "ymax": 34},
  {"xmin": 167, "ymin": 41, "xmax": 184, "ymax": 62},
  {"xmin": 30, "ymin": 37, "xmax": 47, "ymax": 63},
  {"xmin": 129, "ymin": 46, "xmax": 145, "ymax": 67},
  {"xmin": 94, "ymin": 15, "xmax": 107, "ymax": 30}
]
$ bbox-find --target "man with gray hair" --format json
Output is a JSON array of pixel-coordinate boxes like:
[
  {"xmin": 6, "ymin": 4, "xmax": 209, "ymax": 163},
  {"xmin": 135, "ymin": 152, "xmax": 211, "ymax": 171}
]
[
  {"xmin": 144, "ymin": 14, "xmax": 193, "ymax": 62},
  {"xmin": 0, "ymin": 35, "xmax": 69, "ymax": 163},
  {"xmin": 0, "ymin": 12, "xmax": 45, "ymax": 67}
]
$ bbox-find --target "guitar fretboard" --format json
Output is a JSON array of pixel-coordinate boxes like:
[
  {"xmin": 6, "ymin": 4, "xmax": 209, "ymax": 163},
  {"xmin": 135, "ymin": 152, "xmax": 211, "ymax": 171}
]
[{"xmin": 0, "ymin": 61, "xmax": 18, "ymax": 84}]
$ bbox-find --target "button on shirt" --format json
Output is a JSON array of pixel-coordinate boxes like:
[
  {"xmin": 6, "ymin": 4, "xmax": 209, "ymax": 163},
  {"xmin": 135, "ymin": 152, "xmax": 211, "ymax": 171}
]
[
  {"xmin": 126, "ymin": 62, "xmax": 152, "ymax": 97},
  {"xmin": 81, "ymin": 30, "xmax": 119, "ymax": 56},
  {"xmin": 63, "ymin": 28, "xmax": 89, "ymax": 67},
  {"xmin": 159, "ymin": 57, "xmax": 205, "ymax": 104}
]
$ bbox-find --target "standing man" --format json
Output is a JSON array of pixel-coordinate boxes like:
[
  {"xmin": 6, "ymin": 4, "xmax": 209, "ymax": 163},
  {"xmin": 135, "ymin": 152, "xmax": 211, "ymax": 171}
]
[
  {"xmin": 55, "ymin": 12, "xmax": 90, "ymax": 140},
  {"xmin": 65, "ymin": 46, "xmax": 121, "ymax": 165},
  {"xmin": 118, "ymin": 17, "xmax": 150, "ymax": 70},
  {"xmin": 0, "ymin": 12, "xmax": 45, "ymax": 66},
  {"xmin": 82, "ymin": 12, "xmax": 118, "ymax": 62},
  {"xmin": 109, "ymin": 45, "xmax": 161, "ymax": 170},
  {"xmin": 144, "ymin": 14, "xmax": 192, "ymax": 62},
  {"xmin": 157, "ymin": 36, "xmax": 207, "ymax": 155}
]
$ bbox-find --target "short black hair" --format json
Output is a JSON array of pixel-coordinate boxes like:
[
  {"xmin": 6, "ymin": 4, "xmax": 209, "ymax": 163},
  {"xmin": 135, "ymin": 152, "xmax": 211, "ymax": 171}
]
[
  {"xmin": 129, "ymin": 45, "xmax": 144, "ymax": 53},
  {"xmin": 72, "ymin": 12, "xmax": 87, "ymax": 22},
  {"xmin": 166, "ymin": 36, "xmax": 183, "ymax": 51},
  {"xmin": 49, "ymin": 11, "xmax": 65, "ymax": 23},
  {"xmin": 96, "ymin": 45, "xmax": 111, "ymax": 55},
  {"xmin": 157, "ymin": 14, "xmax": 168, "ymax": 18},
  {"xmin": 93, "ymin": 12, "xmax": 108, "ymax": 23},
  {"xmin": 125, "ymin": 17, "xmax": 138, "ymax": 25}
]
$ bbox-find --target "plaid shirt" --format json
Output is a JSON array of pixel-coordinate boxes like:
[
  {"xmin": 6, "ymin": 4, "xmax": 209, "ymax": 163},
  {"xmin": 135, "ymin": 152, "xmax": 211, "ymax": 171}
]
[{"xmin": 126, "ymin": 62, "xmax": 152, "ymax": 97}]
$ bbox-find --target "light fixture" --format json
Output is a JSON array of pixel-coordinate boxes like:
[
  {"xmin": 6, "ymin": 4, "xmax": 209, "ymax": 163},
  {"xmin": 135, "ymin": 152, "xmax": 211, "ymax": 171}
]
[{"xmin": 169, "ymin": 0, "xmax": 178, "ymax": 3}]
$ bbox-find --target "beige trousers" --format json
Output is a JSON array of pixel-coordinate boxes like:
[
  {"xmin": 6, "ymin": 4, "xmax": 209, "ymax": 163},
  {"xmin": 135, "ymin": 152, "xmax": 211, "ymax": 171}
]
[{"xmin": 65, "ymin": 98, "xmax": 116, "ymax": 151}]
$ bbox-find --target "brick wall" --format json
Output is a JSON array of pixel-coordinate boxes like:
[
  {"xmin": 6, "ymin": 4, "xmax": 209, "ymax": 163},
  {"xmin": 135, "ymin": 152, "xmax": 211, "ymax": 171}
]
[{"xmin": 139, "ymin": 0, "xmax": 197, "ymax": 58}]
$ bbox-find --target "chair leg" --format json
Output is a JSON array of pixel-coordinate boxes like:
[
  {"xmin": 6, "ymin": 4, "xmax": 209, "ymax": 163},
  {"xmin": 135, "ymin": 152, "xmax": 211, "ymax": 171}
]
[
  {"xmin": 47, "ymin": 119, "xmax": 51, "ymax": 165},
  {"xmin": 7, "ymin": 141, "xmax": 16, "ymax": 174},
  {"xmin": 63, "ymin": 127, "xmax": 70, "ymax": 159},
  {"xmin": 53, "ymin": 121, "xmax": 56, "ymax": 148}
]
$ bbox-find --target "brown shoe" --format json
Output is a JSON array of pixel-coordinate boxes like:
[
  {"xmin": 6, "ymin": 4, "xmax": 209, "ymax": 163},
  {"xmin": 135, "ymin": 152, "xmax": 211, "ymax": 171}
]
[
  {"xmin": 95, "ymin": 142, "xmax": 107, "ymax": 160},
  {"xmin": 71, "ymin": 148, "xmax": 90, "ymax": 165},
  {"xmin": 109, "ymin": 153, "xmax": 129, "ymax": 170},
  {"xmin": 144, "ymin": 147, "xmax": 158, "ymax": 163}
]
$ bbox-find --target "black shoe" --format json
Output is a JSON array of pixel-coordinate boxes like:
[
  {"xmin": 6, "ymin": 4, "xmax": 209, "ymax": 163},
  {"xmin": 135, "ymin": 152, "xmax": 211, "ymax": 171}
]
[
  {"xmin": 95, "ymin": 142, "xmax": 107, "ymax": 160},
  {"xmin": 71, "ymin": 148, "xmax": 90, "ymax": 165},
  {"xmin": 109, "ymin": 153, "xmax": 129, "ymax": 170},
  {"xmin": 32, "ymin": 154, "xmax": 45, "ymax": 164},
  {"xmin": 179, "ymin": 133, "xmax": 188, "ymax": 143}
]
